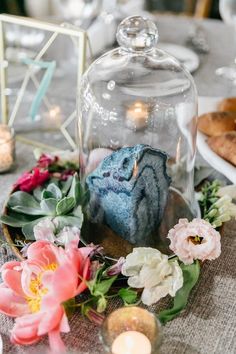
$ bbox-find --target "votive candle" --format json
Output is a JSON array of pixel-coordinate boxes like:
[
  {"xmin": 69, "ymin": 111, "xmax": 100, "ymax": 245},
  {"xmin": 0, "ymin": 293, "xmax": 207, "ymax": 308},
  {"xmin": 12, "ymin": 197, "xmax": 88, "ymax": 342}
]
[{"xmin": 100, "ymin": 307, "xmax": 162, "ymax": 354}]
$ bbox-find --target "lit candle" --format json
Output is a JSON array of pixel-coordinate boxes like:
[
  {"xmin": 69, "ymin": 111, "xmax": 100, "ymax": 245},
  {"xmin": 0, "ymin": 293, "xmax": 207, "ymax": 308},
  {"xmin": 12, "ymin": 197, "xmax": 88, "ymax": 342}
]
[
  {"xmin": 112, "ymin": 330, "xmax": 152, "ymax": 354},
  {"xmin": 43, "ymin": 106, "xmax": 62, "ymax": 129},
  {"xmin": 0, "ymin": 124, "xmax": 15, "ymax": 173},
  {"xmin": 126, "ymin": 101, "xmax": 149, "ymax": 130}
]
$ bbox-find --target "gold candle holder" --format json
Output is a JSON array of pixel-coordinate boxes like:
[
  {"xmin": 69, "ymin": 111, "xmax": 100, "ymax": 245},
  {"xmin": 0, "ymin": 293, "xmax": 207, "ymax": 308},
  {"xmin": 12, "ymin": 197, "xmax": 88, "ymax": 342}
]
[
  {"xmin": 0, "ymin": 124, "xmax": 15, "ymax": 173},
  {"xmin": 100, "ymin": 307, "xmax": 162, "ymax": 354}
]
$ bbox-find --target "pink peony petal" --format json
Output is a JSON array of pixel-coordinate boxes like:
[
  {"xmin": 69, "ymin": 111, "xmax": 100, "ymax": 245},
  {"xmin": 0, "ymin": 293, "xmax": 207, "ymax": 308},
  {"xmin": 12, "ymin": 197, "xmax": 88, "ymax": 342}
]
[
  {"xmin": 37, "ymin": 307, "xmax": 64, "ymax": 336},
  {"xmin": 1, "ymin": 268, "xmax": 25, "ymax": 297},
  {"xmin": 11, "ymin": 313, "xmax": 42, "ymax": 345},
  {"xmin": 26, "ymin": 241, "xmax": 58, "ymax": 266},
  {"xmin": 48, "ymin": 329, "xmax": 67, "ymax": 354},
  {"xmin": 0, "ymin": 285, "xmax": 29, "ymax": 317}
]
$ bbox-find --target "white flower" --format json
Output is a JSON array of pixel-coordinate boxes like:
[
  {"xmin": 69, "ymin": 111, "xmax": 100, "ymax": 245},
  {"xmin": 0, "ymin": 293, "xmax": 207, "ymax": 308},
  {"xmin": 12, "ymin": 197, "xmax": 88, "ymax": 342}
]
[
  {"xmin": 211, "ymin": 193, "xmax": 236, "ymax": 228},
  {"xmin": 33, "ymin": 218, "xmax": 80, "ymax": 246},
  {"xmin": 121, "ymin": 248, "xmax": 183, "ymax": 306},
  {"xmin": 56, "ymin": 226, "xmax": 80, "ymax": 245},
  {"xmin": 34, "ymin": 218, "xmax": 56, "ymax": 243}
]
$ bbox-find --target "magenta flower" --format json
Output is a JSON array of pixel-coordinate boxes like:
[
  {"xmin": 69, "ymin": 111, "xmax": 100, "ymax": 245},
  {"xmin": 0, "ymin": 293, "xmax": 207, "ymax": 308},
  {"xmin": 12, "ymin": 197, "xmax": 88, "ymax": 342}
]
[
  {"xmin": 14, "ymin": 168, "xmax": 49, "ymax": 192},
  {"xmin": 168, "ymin": 218, "xmax": 221, "ymax": 265}
]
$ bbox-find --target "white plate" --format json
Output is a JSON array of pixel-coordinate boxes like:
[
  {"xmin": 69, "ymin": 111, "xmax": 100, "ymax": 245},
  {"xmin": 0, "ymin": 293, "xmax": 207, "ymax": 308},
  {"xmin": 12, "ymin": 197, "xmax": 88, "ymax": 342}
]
[
  {"xmin": 158, "ymin": 42, "xmax": 200, "ymax": 73},
  {"xmin": 197, "ymin": 96, "xmax": 236, "ymax": 184}
]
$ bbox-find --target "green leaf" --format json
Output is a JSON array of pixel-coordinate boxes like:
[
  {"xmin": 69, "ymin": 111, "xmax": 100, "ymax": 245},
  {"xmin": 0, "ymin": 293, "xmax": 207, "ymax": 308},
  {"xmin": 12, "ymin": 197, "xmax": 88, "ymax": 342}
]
[
  {"xmin": 41, "ymin": 190, "xmax": 55, "ymax": 199},
  {"xmin": 56, "ymin": 197, "xmax": 76, "ymax": 216},
  {"xmin": 97, "ymin": 296, "xmax": 107, "ymax": 313},
  {"xmin": 89, "ymin": 276, "xmax": 117, "ymax": 297},
  {"xmin": 46, "ymin": 183, "xmax": 62, "ymax": 200},
  {"xmin": 11, "ymin": 205, "xmax": 44, "ymax": 216},
  {"xmin": 72, "ymin": 205, "xmax": 83, "ymax": 218},
  {"xmin": 33, "ymin": 187, "xmax": 43, "ymax": 202},
  {"xmin": 118, "ymin": 288, "xmax": 138, "ymax": 305},
  {"xmin": 68, "ymin": 174, "xmax": 81, "ymax": 204},
  {"xmin": 8, "ymin": 191, "xmax": 40, "ymax": 209},
  {"xmin": 40, "ymin": 198, "xmax": 57, "ymax": 216},
  {"xmin": 22, "ymin": 217, "xmax": 48, "ymax": 240},
  {"xmin": 61, "ymin": 176, "xmax": 73, "ymax": 195},
  {"xmin": 158, "ymin": 260, "xmax": 200, "ymax": 325},
  {"xmin": 0, "ymin": 214, "xmax": 33, "ymax": 227},
  {"xmin": 63, "ymin": 298, "xmax": 76, "ymax": 318}
]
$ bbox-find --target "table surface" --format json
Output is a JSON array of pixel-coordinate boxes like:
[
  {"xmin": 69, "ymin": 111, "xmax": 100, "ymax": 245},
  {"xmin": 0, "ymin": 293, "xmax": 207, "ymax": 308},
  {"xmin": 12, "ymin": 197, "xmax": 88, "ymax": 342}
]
[{"xmin": 0, "ymin": 15, "xmax": 236, "ymax": 354}]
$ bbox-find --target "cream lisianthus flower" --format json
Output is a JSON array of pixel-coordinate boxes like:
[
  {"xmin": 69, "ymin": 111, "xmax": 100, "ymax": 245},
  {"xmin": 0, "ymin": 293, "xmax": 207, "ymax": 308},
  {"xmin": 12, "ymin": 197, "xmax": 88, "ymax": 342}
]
[
  {"xmin": 121, "ymin": 248, "xmax": 183, "ymax": 306},
  {"xmin": 168, "ymin": 218, "xmax": 221, "ymax": 264}
]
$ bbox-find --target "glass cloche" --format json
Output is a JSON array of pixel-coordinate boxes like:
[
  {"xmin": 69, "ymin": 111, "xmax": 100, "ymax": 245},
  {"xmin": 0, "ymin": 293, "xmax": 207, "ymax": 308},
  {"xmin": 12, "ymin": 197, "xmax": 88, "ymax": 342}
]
[{"xmin": 78, "ymin": 16, "xmax": 198, "ymax": 258}]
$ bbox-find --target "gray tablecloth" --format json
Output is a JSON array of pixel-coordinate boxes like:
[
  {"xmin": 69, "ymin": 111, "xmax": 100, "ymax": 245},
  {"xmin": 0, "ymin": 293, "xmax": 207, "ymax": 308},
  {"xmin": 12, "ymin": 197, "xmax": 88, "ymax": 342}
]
[{"xmin": 0, "ymin": 15, "xmax": 236, "ymax": 354}]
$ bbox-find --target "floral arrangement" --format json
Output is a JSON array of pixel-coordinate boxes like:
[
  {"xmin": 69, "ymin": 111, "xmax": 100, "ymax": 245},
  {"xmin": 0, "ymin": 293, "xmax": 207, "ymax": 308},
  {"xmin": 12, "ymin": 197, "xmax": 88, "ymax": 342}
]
[{"xmin": 0, "ymin": 152, "xmax": 235, "ymax": 354}]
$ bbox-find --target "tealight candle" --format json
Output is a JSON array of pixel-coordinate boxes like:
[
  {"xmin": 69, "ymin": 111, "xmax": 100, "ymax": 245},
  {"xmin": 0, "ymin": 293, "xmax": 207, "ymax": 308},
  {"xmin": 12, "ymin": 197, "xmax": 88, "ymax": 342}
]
[
  {"xmin": 100, "ymin": 307, "xmax": 162, "ymax": 354},
  {"xmin": 0, "ymin": 124, "xmax": 15, "ymax": 173},
  {"xmin": 111, "ymin": 330, "xmax": 152, "ymax": 354},
  {"xmin": 126, "ymin": 101, "xmax": 149, "ymax": 130}
]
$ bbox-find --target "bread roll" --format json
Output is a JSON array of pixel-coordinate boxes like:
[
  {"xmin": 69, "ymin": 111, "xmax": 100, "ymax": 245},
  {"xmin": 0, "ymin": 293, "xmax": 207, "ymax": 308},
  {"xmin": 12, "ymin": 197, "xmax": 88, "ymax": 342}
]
[
  {"xmin": 198, "ymin": 111, "xmax": 236, "ymax": 136},
  {"xmin": 208, "ymin": 131, "xmax": 236, "ymax": 166},
  {"xmin": 218, "ymin": 97, "xmax": 236, "ymax": 112}
]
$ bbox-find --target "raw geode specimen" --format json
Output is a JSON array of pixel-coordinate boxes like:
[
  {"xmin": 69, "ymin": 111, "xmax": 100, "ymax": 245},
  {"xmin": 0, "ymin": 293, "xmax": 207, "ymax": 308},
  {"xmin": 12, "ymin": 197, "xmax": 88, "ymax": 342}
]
[{"xmin": 86, "ymin": 144, "xmax": 171, "ymax": 245}]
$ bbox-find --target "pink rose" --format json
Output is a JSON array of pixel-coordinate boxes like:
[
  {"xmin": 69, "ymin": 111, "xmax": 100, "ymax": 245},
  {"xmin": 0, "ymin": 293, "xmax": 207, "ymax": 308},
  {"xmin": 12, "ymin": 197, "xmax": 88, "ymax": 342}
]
[
  {"xmin": 14, "ymin": 168, "xmax": 49, "ymax": 192},
  {"xmin": 168, "ymin": 218, "xmax": 221, "ymax": 265},
  {"xmin": 37, "ymin": 153, "xmax": 58, "ymax": 168},
  {"xmin": 0, "ymin": 239, "xmax": 91, "ymax": 353}
]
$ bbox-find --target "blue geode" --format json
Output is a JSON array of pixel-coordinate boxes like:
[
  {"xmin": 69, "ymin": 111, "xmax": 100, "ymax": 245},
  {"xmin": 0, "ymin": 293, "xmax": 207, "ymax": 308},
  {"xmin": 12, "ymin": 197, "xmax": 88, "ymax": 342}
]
[{"xmin": 86, "ymin": 144, "xmax": 171, "ymax": 245}]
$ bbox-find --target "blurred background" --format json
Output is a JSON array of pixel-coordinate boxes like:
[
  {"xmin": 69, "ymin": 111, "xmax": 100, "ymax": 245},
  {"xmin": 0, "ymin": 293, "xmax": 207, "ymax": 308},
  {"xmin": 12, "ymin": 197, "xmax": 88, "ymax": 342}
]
[{"xmin": 0, "ymin": 0, "xmax": 221, "ymax": 19}]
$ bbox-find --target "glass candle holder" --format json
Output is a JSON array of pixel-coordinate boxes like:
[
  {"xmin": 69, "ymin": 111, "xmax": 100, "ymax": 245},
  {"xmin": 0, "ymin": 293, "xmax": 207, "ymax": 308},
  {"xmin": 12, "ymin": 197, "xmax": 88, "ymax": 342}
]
[
  {"xmin": 0, "ymin": 124, "xmax": 15, "ymax": 173},
  {"xmin": 100, "ymin": 307, "xmax": 162, "ymax": 354}
]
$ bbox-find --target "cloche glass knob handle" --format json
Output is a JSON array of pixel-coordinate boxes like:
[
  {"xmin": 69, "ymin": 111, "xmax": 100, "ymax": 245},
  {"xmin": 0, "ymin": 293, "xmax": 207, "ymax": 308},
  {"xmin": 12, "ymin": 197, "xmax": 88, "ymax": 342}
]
[{"xmin": 116, "ymin": 15, "xmax": 159, "ymax": 52}]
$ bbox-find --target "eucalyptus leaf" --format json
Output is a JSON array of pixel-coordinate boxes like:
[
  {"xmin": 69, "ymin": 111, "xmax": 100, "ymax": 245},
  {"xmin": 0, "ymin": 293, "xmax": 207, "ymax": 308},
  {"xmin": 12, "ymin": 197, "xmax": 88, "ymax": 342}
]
[
  {"xmin": 22, "ymin": 217, "xmax": 48, "ymax": 240},
  {"xmin": 40, "ymin": 198, "xmax": 57, "ymax": 216},
  {"xmin": 8, "ymin": 191, "xmax": 40, "ymax": 209},
  {"xmin": 158, "ymin": 260, "xmax": 200, "ymax": 325},
  {"xmin": 56, "ymin": 197, "xmax": 76, "ymax": 216},
  {"xmin": 46, "ymin": 183, "xmax": 62, "ymax": 200}
]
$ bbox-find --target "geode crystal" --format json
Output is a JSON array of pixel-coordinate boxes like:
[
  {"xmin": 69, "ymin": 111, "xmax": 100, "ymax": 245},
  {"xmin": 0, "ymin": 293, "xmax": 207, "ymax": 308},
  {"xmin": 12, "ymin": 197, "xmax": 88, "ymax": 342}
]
[{"xmin": 86, "ymin": 144, "xmax": 171, "ymax": 245}]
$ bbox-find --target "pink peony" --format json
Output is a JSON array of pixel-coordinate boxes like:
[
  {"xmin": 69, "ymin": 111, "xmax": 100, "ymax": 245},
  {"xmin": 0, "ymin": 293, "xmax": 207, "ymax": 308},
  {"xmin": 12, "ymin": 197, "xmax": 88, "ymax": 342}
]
[
  {"xmin": 0, "ymin": 239, "xmax": 91, "ymax": 353},
  {"xmin": 14, "ymin": 168, "xmax": 49, "ymax": 192},
  {"xmin": 168, "ymin": 218, "xmax": 221, "ymax": 265}
]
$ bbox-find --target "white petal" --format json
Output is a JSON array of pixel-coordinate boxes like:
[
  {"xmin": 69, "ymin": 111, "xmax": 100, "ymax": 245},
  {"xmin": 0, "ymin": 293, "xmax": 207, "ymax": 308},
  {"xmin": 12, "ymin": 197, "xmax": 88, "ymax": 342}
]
[{"xmin": 141, "ymin": 284, "xmax": 170, "ymax": 306}]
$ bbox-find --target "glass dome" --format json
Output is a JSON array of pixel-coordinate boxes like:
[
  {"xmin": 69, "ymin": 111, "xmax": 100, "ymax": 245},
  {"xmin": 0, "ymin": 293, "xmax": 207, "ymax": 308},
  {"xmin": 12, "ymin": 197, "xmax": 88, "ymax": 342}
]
[{"xmin": 78, "ymin": 16, "xmax": 198, "ymax": 257}]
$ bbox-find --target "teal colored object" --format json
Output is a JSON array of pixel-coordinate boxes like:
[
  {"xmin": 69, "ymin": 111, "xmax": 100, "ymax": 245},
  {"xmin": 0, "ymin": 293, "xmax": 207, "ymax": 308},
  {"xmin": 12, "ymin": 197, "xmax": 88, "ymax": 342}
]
[
  {"xmin": 86, "ymin": 144, "xmax": 171, "ymax": 246},
  {"xmin": 22, "ymin": 58, "xmax": 56, "ymax": 121}
]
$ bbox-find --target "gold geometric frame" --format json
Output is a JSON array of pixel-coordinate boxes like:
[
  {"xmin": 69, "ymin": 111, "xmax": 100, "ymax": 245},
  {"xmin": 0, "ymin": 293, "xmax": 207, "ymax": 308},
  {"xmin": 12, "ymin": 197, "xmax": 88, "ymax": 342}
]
[{"xmin": 0, "ymin": 14, "xmax": 87, "ymax": 150}]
